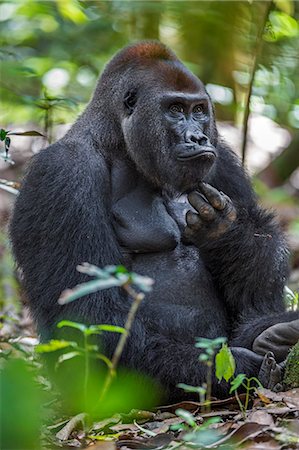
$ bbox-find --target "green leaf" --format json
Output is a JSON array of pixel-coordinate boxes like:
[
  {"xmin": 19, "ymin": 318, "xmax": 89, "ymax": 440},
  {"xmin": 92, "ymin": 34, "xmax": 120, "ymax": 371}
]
[
  {"xmin": 264, "ymin": 11, "xmax": 299, "ymax": 42},
  {"xmin": 9, "ymin": 131, "xmax": 44, "ymax": 137},
  {"xmin": 36, "ymin": 339, "xmax": 76, "ymax": 353},
  {"xmin": 199, "ymin": 353, "xmax": 209, "ymax": 362},
  {"xmin": 215, "ymin": 344, "xmax": 236, "ymax": 382},
  {"xmin": 131, "ymin": 273, "xmax": 154, "ymax": 292},
  {"xmin": 195, "ymin": 337, "xmax": 226, "ymax": 349},
  {"xmin": 87, "ymin": 324, "xmax": 127, "ymax": 335},
  {"xmin": 58, "ymin": 278, "xmax": 124, "ymax": 304},
  {"xmin": 175, "ymin": 408, "xmax": 196, "ymax": 428},
  {"xmin": 177, "ymin": 383, "xmax": 206, "ymax": 395},
  {"xmin": 0, "ymin": 129, "xmax": 7, "ymax": 141},
  {"xmin": 57, "ymin": 320, "xmax": 87, "ymax": 333},
  {"xmin": 229, "ymin": 374, "xmax": 246, "ymax": 394},
  {"xmin": 56, "ymin": 351, "xmax": 81, "ymax": 366}
]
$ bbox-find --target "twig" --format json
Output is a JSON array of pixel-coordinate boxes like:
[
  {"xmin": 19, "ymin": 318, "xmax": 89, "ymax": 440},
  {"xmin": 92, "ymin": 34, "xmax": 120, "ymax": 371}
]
[
  {"xmin": 241, "ymin": 1, "xmax": 272, "ymax": 165},
  {"xmin": 55, "ymin": 413, "xmax": 86, "ymax": 441}
]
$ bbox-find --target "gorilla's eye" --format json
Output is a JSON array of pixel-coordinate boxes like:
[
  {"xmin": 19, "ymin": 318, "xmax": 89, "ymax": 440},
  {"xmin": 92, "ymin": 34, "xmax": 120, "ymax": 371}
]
[
  {"xmin": 193, "ymin": 104, "xmax": 204, "ymax": 114},
  {"xmin": 169, "ymin": 104, "xmax": 184, "ymax": 114},
  {"xmin": 124, "ymin": 90, "xmax": 137, "ymax": 114}
]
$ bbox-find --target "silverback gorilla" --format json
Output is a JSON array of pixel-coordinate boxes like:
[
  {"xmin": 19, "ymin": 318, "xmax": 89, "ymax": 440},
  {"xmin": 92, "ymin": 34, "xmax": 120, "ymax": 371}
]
[{"xmin": 10, "ymin": 41, "xmax": 299, "ymax": 400}]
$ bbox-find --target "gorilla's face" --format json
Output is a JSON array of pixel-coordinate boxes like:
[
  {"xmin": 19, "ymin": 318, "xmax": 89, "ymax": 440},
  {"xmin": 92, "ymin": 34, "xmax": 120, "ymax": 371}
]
[{"xmin": 121, "ymin": 66, "xmax": 218, "ymax": 194}]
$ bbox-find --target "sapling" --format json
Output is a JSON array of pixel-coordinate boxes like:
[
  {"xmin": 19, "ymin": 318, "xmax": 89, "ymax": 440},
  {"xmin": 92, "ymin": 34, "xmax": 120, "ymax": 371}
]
[
  {"xmin": 37, "ymin": 264, "xmax": 154, "ymax": 423},
  {"xmin": 178, "ymin": 337, "xmax": 226, "ymax": 412}
]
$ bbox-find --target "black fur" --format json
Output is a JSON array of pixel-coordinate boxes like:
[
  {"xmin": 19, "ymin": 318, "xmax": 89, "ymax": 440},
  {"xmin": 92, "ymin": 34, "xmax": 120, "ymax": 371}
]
[{"xmin": 10, "ymin": 41, "xmax": 298, "ymax": 401}]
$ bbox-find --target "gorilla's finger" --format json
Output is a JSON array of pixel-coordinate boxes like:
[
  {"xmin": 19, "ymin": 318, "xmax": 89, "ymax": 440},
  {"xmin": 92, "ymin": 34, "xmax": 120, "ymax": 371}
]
[
  {"xmin": 186, "ymin": 210, "xmax": 202, "ymax": 229},
  {"xmin": 198, "ymin": 183, "xmax": 227, "ymax": 210},
  {"xmin": 258, "ymin": 351, "xmax": 277, "ymax": 387},
  {"xmin": 225, "ymin": 201, "xmax": 237, "ymax": 222},
  {"xmin": 187, "ymin": 191, "xmax": 216, "ymax": 221}
]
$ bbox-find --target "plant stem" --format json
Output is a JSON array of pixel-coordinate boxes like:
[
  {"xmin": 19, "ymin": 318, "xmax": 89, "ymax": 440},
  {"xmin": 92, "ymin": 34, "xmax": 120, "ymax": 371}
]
[
  {"xmin": 84, "ymin": 333, "xmax": 90, "ymax": 410},
  {"xmin": 241, "ymin": 1, "xmax": 272, "ymax": 164},
  {"xmin": 235, "ymin": 390, "xmax": 246, "ymax": 419},
  {"xmin": 244, "ymin": 378, "xmax": 250, "ymax": 411},
  {"xmin": 99, "ymin": 285, "xmax": 145, "ymax": 402},
  {"xmin": 205, "ymin": 362, "xmax": 212, "ymax": 413}
]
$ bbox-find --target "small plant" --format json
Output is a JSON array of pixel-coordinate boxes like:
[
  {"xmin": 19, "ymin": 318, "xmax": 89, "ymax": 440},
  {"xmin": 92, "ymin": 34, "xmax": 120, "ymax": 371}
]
[
  {"xmin": 195, "ymin": 337, "xmax": 227, "ymax": 411},
  {"xmin": 37, "ymin": 264, "xmax": 154, "ymax": 418},
  {"xmin": 36, "ymin": 321, "xmax": 125, "ymax": 410},
  {"xmin": 178, "ymin": 337, "xmax": 226, "ymax": 412},
  {"xmin": 0, "ymin": 128, "xmax": 44, "ymax": 163},
  {"xmin": 229, "ymin": 374, "xmax": 263, "ymax": 417},
  {"xmin": 215, "ymin": 343, "xmax": 262, "ymax": 417},
  {"xmin": 172, "ymin": 409, "xmax": 221, "ymax": 447}
]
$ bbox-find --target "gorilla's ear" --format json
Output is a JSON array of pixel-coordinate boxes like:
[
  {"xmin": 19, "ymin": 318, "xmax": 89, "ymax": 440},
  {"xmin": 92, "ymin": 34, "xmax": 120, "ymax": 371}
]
[{"xmin": 124, "ymin": 90, "xmax": 137, "ymax": 114}]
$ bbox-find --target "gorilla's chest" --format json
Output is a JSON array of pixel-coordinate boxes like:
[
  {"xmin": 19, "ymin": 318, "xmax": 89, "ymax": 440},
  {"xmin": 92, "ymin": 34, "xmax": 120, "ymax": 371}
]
[{"xmin": 113, "ymin": 191, "xmax": 223, "ymax": 309}]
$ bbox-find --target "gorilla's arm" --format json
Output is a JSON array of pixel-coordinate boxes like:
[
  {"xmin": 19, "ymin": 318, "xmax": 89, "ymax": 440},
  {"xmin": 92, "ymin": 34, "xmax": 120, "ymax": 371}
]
[
  {"xmin": 187, "ymin": 145, "xmax": 299, "ymax": 353},
  {"xmin": 10, "ymin": 136, "xmax": 125, "ymax": 336}
]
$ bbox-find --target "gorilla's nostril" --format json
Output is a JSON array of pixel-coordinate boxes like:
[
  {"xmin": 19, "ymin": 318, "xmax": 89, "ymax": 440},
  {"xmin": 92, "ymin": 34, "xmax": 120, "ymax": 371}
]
[
  {"xmin": 190, "ymin": 135, "xmax": 199, "ymax": 144},
  {"xmin": 198, "ymin": 136, "xmax": 208, "ymax": 146}
]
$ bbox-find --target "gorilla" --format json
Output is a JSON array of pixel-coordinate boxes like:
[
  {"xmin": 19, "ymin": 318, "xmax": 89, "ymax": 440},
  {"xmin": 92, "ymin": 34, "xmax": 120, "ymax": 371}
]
[{"xmin": 10, "ymin": 41, "xmax": 299, "ymax": 400}]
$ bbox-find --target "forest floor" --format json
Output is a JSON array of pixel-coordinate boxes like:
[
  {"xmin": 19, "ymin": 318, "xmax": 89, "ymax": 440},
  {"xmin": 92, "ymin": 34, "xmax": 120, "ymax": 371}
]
[{"xmin": 1, "ymin": 288, "xmax": 299, "ymax": 450}]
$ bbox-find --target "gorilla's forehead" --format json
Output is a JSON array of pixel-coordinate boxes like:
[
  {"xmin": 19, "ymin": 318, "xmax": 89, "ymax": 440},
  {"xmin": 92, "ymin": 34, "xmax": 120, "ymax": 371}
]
[{"xmin": 145, "ymin": 60, "xmax": 205, "ymax": 95}]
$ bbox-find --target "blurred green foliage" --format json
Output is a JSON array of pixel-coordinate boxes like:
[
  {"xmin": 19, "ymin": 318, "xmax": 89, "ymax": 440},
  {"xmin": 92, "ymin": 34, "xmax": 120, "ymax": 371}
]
[
  {"xmin": 0, "ymin": 0, "xmax": 298, "ymax": 130},
  {"xmin": 0, "ymin": 359, "xmax": 42, "ymax": 450}
]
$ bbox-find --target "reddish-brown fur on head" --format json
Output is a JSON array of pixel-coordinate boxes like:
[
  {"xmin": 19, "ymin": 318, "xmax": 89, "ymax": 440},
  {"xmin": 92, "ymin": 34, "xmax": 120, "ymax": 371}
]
[{"xmin": 109, "ymin": 40, "xmax": 178, "ymax": 67}]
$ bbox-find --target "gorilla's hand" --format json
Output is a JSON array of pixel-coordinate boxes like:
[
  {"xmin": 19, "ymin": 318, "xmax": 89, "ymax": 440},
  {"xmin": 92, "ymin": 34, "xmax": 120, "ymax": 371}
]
[
  {"xmin": 258, "ymin": 352, "xmax": 284, "ymax": 392},
  {"xmin": 184, "ymin": 183, "xmax": 237, "ymax": 244},
  {"xmin": 253, "ymin": 319, "xmax": 299, "ymax": 363}
]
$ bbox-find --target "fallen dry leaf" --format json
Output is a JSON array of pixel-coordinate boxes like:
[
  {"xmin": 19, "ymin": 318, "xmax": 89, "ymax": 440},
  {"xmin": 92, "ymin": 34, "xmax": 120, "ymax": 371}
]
[
  {"xmin": 91, "ymin": 442, "xmax": 117, "ymax": 450},
  {"xmin": 157, "ymin": 394, "xmax": 246, "ymax": 414},
  {"xmin": 247, "ymin": 410, "xmax": 275, "ymax": 426},
  {"xmin": 282, "ymin": 388, "xmax": 299, "ymax": 409}
]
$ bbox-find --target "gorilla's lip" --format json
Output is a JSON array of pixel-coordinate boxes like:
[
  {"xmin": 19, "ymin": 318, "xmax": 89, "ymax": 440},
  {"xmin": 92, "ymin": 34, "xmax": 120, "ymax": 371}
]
[{"xmin": 176, "ymin": 146, "xmax": 216, "ymax": 162}]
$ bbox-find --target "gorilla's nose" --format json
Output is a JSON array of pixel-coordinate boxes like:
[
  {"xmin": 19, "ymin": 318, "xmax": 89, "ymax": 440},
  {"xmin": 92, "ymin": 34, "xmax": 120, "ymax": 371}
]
[{"xmin": 185, "ymin": 130, "xmax": 208, "ymax": 146}]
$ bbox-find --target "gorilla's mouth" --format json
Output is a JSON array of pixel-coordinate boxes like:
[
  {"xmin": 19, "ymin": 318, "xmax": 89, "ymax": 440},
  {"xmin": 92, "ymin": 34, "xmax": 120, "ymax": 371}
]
[{"xmin": 176, "ymin": 145, "xmax": 216, "ymax": 162}]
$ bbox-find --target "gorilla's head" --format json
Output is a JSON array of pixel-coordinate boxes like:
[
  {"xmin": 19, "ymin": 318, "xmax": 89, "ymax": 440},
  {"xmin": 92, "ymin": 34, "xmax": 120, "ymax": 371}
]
[{"xmin": 93, "ymin": 41, "xmax": 218, "ymax": 194}]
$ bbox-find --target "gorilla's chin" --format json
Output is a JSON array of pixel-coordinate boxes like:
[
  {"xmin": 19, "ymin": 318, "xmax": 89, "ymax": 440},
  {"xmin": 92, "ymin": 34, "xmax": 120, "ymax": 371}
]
[{"xmin": 157, "ymin": 157, "xmax": 216, "ymax": 196}]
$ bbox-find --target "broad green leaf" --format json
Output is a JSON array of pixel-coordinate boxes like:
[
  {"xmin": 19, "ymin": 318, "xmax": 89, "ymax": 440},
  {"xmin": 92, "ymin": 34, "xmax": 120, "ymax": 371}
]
[
  {"xmin": 264, "ymin": 11, "xmax": 299, "ymax": 42},
  {"xmin": 215, "ymin": 344, "xmax": 236, "ymax": 382},
  {"xmin": 229, "ymin": 374, "xmax": 246, "ymax": 394},
  {"xmin": 175, "ymin": 408, "xmax": 196, "ymax": 428},
  {"xmin": 36, "ymin": 339, "xmax": 76, "ymax": 353},
  {"xmin": 0, "ymin": 129, "xmax": 7, "ymax": 140}
]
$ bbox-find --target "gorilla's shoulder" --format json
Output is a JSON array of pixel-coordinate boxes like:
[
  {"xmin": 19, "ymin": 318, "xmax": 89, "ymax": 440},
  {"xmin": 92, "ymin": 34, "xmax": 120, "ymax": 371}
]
[{"xmin": 28, "ymin": 135, "xmax": 105, "ymax": 174}]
